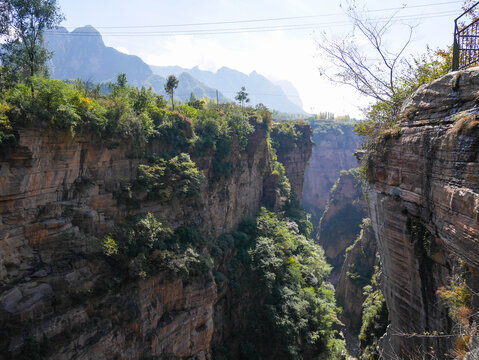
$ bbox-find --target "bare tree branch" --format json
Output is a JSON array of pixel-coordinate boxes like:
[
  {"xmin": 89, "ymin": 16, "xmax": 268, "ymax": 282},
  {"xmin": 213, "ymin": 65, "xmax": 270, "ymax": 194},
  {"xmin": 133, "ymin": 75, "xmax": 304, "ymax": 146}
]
[{"xmin": 317, "ymin": 0, "xmax": 414, "ymax": 105}]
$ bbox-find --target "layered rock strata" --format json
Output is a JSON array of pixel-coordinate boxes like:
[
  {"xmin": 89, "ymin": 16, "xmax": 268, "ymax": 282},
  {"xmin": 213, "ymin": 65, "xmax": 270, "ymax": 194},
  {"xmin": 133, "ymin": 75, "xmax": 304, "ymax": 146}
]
[
  {"xmin": 302, "ymin": 123, "xmax": 361, "ymax": 224},
  {"xmin": 366, "ymin": 69, "xmax": 479, "ymax": 358},
  {"xmin": 317, "ymin": 169, "xmax": 367, "ymax": 282},
  {"xmin": 336, "ymin": 218, "xmax": 377, "ymax": 334},
  {"xmin": 273, "ymin": 124, "xmax": 313, "ymax": 198},
  {"xmin": 0, "ymin": 123, "xmax": 311, "ymax": 359}
]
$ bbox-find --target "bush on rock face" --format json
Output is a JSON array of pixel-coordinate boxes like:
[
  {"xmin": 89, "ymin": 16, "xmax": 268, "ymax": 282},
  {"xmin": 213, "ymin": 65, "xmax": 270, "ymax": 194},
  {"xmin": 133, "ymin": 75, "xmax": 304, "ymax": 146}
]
[
  {"xmin": 137, "ymin": 153, "xmax": 204, "ymax": 202},
  {"xmin": 101, "ymin": 213, "xmax": 211, "ymax": 281}
]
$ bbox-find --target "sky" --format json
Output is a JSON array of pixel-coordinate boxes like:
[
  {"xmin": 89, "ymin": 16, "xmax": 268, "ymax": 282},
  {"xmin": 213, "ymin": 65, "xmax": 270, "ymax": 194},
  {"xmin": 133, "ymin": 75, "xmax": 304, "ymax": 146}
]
[{"xmin": 56, "ymin": 0, "xmax": 465, "ymax": 117}]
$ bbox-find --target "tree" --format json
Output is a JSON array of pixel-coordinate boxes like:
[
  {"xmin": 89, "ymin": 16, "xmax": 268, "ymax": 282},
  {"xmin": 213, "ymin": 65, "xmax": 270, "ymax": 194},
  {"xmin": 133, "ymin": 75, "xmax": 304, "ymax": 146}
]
[
  {"xmin": 164, "ymin": 74, "xmax": 179, "ymax": 110},
  {"xmin": 0, "ymin": 0, "xmax": 63, "ymax": 87},
  {"xmin": 318, "ymin": 1, "xmax": 413, "ymax": 109},
  {"xmin": 108, "ymin": 72, "xmax": 129, "ymax": 97},
  {"xmin": 235, "ymin": 86, "xmax": 250, "ymax": 109},
  {"xmin": 0, "ymin": 0, "xmax": 10, "ymax": 35},
  {"xmin": 116, "ymin": 73, "xmax": 127, "ymax": 88},
  {"xmin": 317, "ymin": 0, "xmax": 450, "ymax": 145}
]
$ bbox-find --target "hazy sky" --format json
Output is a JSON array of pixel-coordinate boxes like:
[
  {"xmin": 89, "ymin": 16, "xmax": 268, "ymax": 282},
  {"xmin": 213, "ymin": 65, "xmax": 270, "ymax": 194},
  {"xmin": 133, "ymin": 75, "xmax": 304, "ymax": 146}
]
[{"xmin": 56, "ymin": 0, "xmax": 464, "ymax": 117}]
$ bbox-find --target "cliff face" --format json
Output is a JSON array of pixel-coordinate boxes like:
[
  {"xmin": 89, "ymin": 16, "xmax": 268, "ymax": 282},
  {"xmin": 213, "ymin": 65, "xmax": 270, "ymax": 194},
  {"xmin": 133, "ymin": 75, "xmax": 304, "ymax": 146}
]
[
  {"xmin": 302, "ymin": 123, "xmax": 361, "ymax": 224},
  {"xmin": 366, "ymin": 69, "xmax": 479, "ymax": 358},
  {"xmin": 336, "ymin": 218, "xmax": 376, "ymax": 333},
  {"xmin": 273, "ymin": 124, "xmax": 313, "ymax": 198},
  {"xmin": 0, "ymin": 124, "xmax": 311, "ymax": 359},
  {"xmin": 317, "ymin": 169, "xmax": 367, "ymax": 282}
]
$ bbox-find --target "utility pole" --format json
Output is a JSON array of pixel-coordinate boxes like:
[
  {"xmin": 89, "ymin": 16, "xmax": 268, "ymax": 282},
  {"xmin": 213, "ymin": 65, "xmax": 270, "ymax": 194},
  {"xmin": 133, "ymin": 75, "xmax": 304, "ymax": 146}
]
[{"xmin": 216, "ymin": 89, "xmax": 219, "ymax": 104}]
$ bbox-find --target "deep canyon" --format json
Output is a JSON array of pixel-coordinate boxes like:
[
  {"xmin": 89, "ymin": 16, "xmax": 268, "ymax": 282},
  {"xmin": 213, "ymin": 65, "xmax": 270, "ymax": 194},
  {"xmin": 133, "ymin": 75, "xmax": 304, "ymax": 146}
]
[{"xmin": 1, "ymin": 68, "xmax": 479, "ymax": 360}]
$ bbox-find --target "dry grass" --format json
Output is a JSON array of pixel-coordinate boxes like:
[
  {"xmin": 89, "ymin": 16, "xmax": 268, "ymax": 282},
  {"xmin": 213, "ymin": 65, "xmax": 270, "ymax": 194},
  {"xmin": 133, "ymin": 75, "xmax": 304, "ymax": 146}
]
[
  {"xmin": 452, "ymin": 335, "xmax": 470, "ymax": 359},
  {"xmin": 450, "ymin": 114, "xmax": 479, "ymax": 136},
  {"xmin": 379, "ymin": 125, "xmax": 402, "ymax": 141}
]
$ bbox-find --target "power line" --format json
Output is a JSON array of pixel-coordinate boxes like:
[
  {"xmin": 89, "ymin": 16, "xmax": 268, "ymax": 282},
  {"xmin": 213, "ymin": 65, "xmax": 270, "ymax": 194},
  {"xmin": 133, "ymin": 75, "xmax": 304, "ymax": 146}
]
[
  {"xmin": 45, "ymin": 11, "xmax": 459, "ymax": 37},
  {"xmin": 60, "ymin": 0, "xmax": 463, "ymax": 30},
  {"xmin": 221, "ymin": 91, "xmax": 302, "ymax": 98},
  {"xmin": 81, "ymin": 11, "xmax": 461, "ymax": 34}
]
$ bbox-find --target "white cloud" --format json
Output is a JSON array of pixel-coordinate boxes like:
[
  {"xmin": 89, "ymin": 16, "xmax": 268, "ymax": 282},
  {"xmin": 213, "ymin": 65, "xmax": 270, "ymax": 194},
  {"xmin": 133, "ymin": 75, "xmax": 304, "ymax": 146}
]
[
  {"xmin": 135, "ymin": 30, "xmax": 367, "ymax": 117},
  {"xmin": 114, "ymin": 46, "xmax": 130, "ymax": 55},
  {"xmin": 61, "ymin": 0, "xmax": 462, "ymax": 119}
]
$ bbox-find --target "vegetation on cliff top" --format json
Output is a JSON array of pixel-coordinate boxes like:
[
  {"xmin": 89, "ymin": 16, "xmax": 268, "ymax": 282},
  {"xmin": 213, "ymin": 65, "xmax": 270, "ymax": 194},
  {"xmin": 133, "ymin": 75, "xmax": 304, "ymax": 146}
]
[{"xmin": 0, "ymin": 75, "xmax": 268, "ymax": 152}]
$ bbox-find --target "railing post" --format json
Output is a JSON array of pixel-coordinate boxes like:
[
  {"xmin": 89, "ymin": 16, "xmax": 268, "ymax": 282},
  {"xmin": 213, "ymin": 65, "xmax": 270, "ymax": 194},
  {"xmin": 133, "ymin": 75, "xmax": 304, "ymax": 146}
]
[{"xmin": 453, "ymin": 20, "xmax": 460, "ymax": 71}]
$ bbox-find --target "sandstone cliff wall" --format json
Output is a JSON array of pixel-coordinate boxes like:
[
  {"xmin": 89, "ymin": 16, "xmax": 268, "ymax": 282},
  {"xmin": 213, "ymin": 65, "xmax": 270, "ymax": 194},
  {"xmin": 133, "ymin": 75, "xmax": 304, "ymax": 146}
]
[
  {"xmin": 335, "ymin": 218, "xmax": 377, "ymax": 335},
  {"xmin": 0, "ymin": 123, "xmax": 311, "ymax": 359},
  {"xmin": 317, "ymin": 170, "xmax": 367, "ymax": 283},
  {"xmin": 273, "ymin": 124, "xmax": 313, "ymax": 198},
  {"xmin": 302, "ymin": 123, "xmax": 361, "ymax": 224},
  {"xmin": 366, "ymin": 69, "xmax": 479, "ymax": 358}
]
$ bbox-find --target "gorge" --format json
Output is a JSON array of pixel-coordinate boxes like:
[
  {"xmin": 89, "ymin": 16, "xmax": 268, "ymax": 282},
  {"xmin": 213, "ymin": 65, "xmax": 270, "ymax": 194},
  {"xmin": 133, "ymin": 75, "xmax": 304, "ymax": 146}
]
[
  {"xmin": 0, "ymin": 87, "xmax": 344, "ymax": 359},
  {"xmin": 1, "ymin": 36, "xmax": 479, "ymax": 360}
]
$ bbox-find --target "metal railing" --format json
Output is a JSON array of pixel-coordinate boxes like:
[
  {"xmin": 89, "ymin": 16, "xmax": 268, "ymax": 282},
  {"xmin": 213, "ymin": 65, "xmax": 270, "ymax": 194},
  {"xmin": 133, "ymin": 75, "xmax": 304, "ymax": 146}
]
[{"xmin": 453, "ymin": 1, "xmax": 479, "ymax": 71}]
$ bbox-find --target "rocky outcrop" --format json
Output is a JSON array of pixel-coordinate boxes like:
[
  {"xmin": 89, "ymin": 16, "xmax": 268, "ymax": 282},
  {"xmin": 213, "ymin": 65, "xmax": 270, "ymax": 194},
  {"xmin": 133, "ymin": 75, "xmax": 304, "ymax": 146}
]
[
  {"xmin": 366, "ymin": 68, "xmax": 479, "ymax": 358},
  {"xmin": 0, "ymin": 123, "xmax": 311, "ymax": 359},
  {"xmin": 302, "ymin": 123, "xmax": 361, "ymax": 225},
  {"xmin": 317, "ymin": 169, "xmax": 367, "ymax": 282},
  {"xmin": 274, "ymin": 124, "xmax": 313, "ymax": 198}
]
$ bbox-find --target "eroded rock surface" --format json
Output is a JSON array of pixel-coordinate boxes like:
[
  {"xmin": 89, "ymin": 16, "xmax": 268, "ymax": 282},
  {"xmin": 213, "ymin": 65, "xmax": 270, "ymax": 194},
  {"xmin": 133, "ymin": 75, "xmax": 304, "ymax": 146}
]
[
  {"xmin": 302, "ymin": 123, "xmax": 361, "ymax": 224},
  {"xmin": 317, "ymin": 170, "xmax": 367, "ymax": 282},
  {"xmin": 274, "ymin": 124, "xmax": 313, "ymax": 198},
  {"xmin": 336, "ymin": 218, "xmax": 376, "ymax": 333},
  {"xmin": 0, "ymin": 123, "xmax": 311, "ymax": 359},
  {"xmin": 366, "ymin": 69, "xmax": 479, "ymax": 358}
]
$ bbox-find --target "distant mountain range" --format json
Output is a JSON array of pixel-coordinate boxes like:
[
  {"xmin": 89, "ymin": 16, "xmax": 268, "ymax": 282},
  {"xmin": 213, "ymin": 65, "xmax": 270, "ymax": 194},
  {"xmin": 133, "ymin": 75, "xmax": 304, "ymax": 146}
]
[
  {"xmin": 150, "ymin": 65, "xmax": 305, "ymax": 113},
  {"xmin": 45, "ymin": 26, "xmax": 305, "ymax": 113}
]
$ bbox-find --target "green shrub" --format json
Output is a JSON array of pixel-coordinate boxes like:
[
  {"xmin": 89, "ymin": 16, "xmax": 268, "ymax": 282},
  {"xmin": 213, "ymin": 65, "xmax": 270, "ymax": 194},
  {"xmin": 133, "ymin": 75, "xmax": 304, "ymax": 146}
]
[
  {"xmin": 154, "ymin": 111, "xmax": 193, "ymax": 151},
  {"xmin": 359, "ymin": 271, "xmax": 389, "ymax": 360},
  {"xmin": 102, "ymin": 213, "xmax": 210, "ymax": 281},
  {"xmin": 2, "ymin": 77, "xmax": 157, "ymax": 146},
  {"xmin": 219, "ymin": 208, "xmax": 345, "ymax": 359},
  {"xmin": 271, "ymin": 158, "xmax": 291, "ymax": 198},
  {"xmin": 5, "ymin": 77, "xmax": 83, "ymax": 129},
  {"xmin": 193, "ymin": 114, "xmax": 231, "ymax": 155},
  {"xmin": 284, "ymin": 195, "xmax": 313, "ymax": 237},
  {"xmin": 0, "ymin": 128, "xmax": 16, "ymax": 149},
  {"xmin": 271, "ymin": 122, "xmax": 300, "ymax": 152},
  {"xmin": 137, "ymin": 153, "xmax": 204, "ymax": 201},
  {"xmin": 226, "ymin": 111, "xmax": 255, "ymax": 152}
]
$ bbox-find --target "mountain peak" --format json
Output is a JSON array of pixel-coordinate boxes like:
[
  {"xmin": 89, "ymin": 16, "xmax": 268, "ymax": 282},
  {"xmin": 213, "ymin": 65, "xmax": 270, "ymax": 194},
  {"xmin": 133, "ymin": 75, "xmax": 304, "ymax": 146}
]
[
  {"xmin": 69, "ymin": 25, "xmax": 104, "ymax": 47},
  {"xmin": 72, "ymin": 25, "xmax": 101, "ymax": 35}
]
